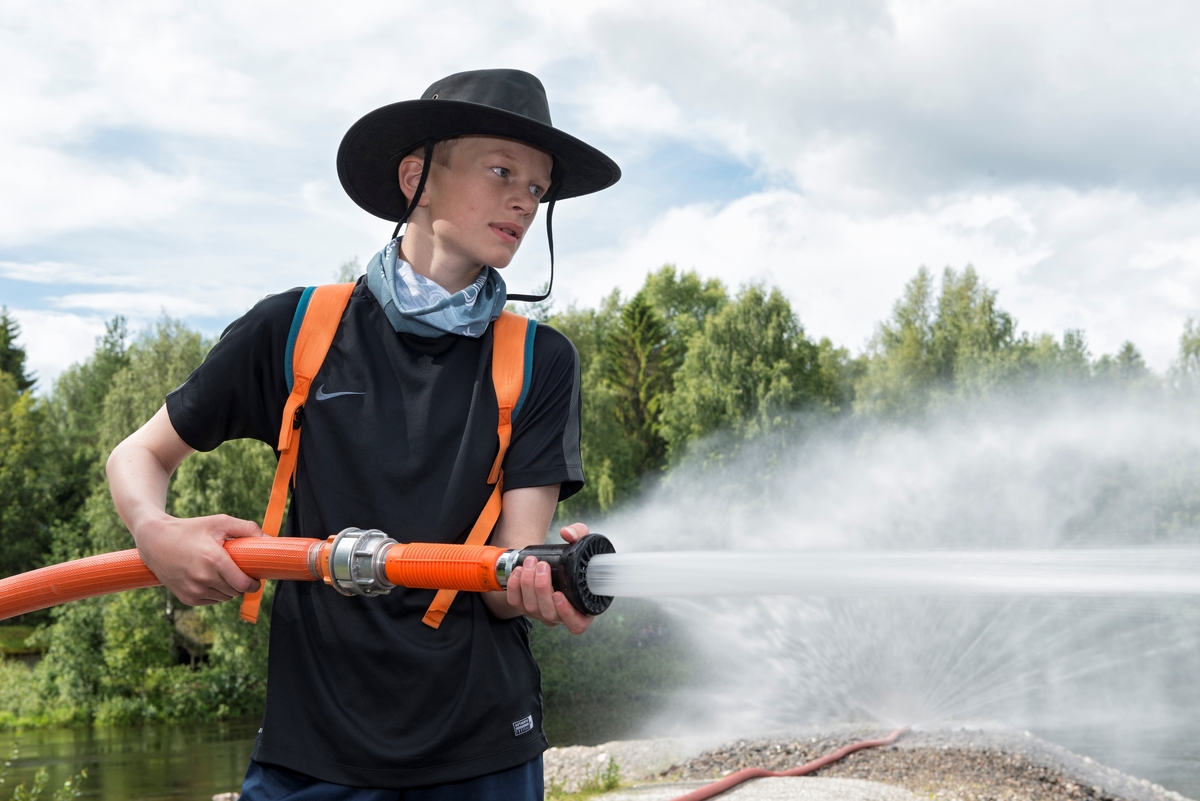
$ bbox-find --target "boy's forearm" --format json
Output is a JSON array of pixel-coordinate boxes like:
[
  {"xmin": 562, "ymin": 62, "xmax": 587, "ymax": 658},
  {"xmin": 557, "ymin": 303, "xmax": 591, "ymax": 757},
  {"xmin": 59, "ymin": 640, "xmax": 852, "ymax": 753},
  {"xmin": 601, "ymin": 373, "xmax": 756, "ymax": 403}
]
[
  {"xmin": 106, "ymin": 406, "xmax": 191, "ymax": 541},
  {"xmin": 105, "ymin": 405, "xmax": 262, "ymax": 605},
  {"xmin": 480, "ymin": 484, "xmax": 560, "ymax": 619}
]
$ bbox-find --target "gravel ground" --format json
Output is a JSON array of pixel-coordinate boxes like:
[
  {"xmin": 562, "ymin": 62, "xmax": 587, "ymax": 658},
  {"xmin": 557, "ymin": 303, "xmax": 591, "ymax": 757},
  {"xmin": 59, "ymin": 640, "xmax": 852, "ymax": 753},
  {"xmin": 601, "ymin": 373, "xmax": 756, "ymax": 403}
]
[{"xmin": 545, "ymin": 728, "xmax": 1195, "ymax": 801}]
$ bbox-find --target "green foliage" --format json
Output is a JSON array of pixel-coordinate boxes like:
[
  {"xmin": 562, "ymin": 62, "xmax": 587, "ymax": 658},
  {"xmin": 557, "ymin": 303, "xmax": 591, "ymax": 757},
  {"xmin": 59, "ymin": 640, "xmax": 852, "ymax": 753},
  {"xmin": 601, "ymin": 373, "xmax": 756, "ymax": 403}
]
[
  {"xmin": 641, "ymin": 264, "xmax": 727, "ymax": 343},
  {"xmin": 172, "ymin": 438, "xmax": 278, "ymax": 712},
  {"xmin": 42, "ymin": 319, "xmax": 129, "ymax": 542},
  {"xmin": 551, "ymin": 296, "xmax": 644, "ymax": 517},
  {"xmin": 0, "ymin": 376, "xmax": 58, "ymax": 577},
  {"xmin": 602, "ymin": 291, "xmax": 675, "ymax": 474},
  {"xmin": 96, "ymin": 318, "xmax": 206, "ymax": 456},
  {"xmin": 855, "ymin": 266, "xmax": 1011, "ymax": 417},
  {"xmin": 852, "ymin": 265, "xmax": 1162, "ymax": 420},
  {"xmin": 3, "ymin": 315, "xmax": 267, "ymax": 728},
  {"xmin": 0, "ymin": 630, "xmax": 36, "ymax": 657},
  {"xmin": 661, "ymin": 284, "xmax": 834, "ymax": 462},
  {"xmin": 335, "ymin": 257, "xmax": 363, "ymax": 283},
  {"xmin": 0, "ymin": 661, "xmax": 48, "ymax": 725},
  {"xmin": 1168, "ymin": 318, "xmax": 1200, "ymax": 405},
  {"xmin": 100, "ymin": 591, "xmax": 173, "ymax": 698},
  {"xmin": 546, "ymin": 756, "xmax": 621, "ymax": 799},
  {"xmin": 0, "ymin": 311, "xmax": 34, "ymax": 394}
]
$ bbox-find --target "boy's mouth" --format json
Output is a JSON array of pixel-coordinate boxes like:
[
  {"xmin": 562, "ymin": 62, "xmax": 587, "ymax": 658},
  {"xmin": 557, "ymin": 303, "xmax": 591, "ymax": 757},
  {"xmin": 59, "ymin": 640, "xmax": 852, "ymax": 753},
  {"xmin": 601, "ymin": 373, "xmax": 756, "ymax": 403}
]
[{"xmin": 490, "ymin": 223, "xmax": 523, "ymax": 243}]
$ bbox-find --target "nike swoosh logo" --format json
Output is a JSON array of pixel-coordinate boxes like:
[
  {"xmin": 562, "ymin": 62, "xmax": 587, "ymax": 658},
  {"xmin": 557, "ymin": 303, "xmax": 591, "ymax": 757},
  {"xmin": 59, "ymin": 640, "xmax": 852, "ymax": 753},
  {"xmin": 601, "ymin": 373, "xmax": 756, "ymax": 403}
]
[{"xmin": 314, "ymin": 384, "xmax": 366, "ymax": 401}]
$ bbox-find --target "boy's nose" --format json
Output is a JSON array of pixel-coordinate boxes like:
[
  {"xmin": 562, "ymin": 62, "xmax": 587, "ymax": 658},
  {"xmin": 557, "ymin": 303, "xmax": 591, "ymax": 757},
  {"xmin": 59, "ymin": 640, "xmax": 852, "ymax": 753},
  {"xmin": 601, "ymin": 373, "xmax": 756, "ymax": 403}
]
[{"xmin": 508, "ymin": 194, "xmax": 535, "ymax": 217}]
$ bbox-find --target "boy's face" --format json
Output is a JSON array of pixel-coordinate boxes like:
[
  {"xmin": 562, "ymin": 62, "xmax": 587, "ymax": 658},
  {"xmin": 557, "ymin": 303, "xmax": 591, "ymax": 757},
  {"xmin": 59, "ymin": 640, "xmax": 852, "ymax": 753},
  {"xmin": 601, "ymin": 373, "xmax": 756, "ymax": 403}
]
[{"xmin": 404, "ymin": 135, "xmax": 554, "ymax": 270}]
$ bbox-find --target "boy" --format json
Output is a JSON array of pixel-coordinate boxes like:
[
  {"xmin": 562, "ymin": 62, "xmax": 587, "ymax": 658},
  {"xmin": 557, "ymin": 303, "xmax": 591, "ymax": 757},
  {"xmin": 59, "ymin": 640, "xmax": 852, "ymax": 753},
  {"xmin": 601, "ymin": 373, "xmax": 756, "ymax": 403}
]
[{"xmin": 106, "ymin": 69, "xmax": 621, "ymax": 799}]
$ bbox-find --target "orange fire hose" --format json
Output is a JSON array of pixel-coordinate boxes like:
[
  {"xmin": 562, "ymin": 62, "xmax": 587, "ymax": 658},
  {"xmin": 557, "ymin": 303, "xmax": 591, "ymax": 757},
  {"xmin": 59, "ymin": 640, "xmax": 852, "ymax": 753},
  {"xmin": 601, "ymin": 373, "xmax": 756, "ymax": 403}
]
[
  {"xmin": 670, "ymin": 726, "xmax": 909, "ymax": 801},
  {"xmin": 0, "ymin": 538, "xmax": 510, "ymax": 621}
]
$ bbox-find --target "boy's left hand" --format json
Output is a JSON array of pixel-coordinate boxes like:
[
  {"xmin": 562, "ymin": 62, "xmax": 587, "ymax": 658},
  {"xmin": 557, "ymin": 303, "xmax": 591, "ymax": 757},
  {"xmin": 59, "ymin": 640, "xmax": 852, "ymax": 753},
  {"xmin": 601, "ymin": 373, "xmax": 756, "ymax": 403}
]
[{"xmin": 506, "ymin": 522, "xmax": 593, "ymax": 635}]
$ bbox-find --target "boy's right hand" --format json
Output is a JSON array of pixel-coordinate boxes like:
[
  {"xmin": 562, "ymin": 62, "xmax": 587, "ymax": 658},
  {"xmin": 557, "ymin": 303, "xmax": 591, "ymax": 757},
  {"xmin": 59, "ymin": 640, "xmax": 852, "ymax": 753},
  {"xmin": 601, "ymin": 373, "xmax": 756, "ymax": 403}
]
[{"xmin": 134, "ymin": 513, "xmax": 263, "ymax": 606}]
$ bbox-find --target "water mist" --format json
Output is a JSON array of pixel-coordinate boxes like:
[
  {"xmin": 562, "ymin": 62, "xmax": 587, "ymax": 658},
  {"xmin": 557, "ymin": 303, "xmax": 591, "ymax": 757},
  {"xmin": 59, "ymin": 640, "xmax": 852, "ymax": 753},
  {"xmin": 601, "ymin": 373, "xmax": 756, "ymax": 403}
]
[{"xmin": 591, "ymin": 395, "xmax": 1200, "ymax": 795}]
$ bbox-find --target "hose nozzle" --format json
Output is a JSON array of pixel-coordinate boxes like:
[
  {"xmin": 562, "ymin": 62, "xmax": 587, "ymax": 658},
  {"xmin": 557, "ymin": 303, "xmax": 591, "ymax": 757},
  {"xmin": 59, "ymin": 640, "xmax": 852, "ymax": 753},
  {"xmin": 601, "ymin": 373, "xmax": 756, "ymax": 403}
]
[{"xmin": 496, "ymin": 534, "xmax": 616, "ymax": 616}]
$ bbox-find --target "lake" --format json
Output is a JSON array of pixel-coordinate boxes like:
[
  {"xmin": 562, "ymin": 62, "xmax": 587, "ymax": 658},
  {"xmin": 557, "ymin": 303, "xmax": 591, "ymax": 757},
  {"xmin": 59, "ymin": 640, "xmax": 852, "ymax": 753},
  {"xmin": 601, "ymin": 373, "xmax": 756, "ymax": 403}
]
[{"xmin": 0, "ymin": 721, "xmax": 256, "ymax": 800}]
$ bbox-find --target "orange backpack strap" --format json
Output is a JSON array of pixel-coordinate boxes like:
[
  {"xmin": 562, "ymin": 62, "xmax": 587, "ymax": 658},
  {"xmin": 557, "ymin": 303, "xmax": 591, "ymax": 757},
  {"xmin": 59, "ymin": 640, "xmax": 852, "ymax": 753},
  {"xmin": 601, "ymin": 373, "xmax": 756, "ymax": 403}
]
[
  {"xmin": 240, "ymin": 283, "xmax": 356, "ymax": 624},
  {"xmin": 422, "ymin": 311, "xmax": 534, "ymax": 628}
]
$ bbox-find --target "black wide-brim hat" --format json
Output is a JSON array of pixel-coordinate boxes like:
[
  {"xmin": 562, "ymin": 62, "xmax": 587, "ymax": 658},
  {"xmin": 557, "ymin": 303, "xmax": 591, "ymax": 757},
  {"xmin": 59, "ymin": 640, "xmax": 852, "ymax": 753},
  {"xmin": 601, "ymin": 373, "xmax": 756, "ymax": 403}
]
[{"xmin": 338, "ymin": 69, "xmax": 621, "ymax": 222}]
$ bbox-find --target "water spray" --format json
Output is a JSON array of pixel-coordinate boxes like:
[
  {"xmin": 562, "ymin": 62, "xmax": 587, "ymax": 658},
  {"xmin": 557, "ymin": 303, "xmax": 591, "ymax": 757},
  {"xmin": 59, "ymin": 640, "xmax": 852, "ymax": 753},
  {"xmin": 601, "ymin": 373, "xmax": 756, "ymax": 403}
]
[{"xmin": 584, "ymin": 548, "xmax": 1200, "ymax": 598}]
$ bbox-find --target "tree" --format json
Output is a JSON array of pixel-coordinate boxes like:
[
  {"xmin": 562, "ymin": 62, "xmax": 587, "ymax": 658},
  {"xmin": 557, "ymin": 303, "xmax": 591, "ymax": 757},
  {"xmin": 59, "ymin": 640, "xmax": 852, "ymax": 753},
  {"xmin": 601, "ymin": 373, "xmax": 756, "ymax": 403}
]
[
  {"xmin": 549, "ymin": 295, "xmax": 643, "ymax": 516},
  {"xmin": 854, "ymin": 265, "xmax": 1024, "ymax": 417},
  {"xmin": 42, "ymin": 318, "xmax": 131, "ymax": 558},
  {"xmin": 641, "ymin": 265, "xmax": 727, "ymax": 344},
  {"xmin": 1169, "ymin": 317, "xmax": 1200, "ymax": 396},
  {"xmin": 335, "ymin": 257, "xmax": 363, "ymax": 283},
  {"xmin": 35, "ymin": 318, "xmax": 212, "ymax": 722},
  {"xmin": 601, "ymin": 291, "xmax": 675, "ymax": 474},
  {"xmin": 1094, "ymin": 341, "xmax": 1152, "ymax": 387},
  {"xmin": 0, "ymin": 372, "xmax": 56, "ymax": 576},
  {"xmin": 0, "ymin": 308, "xmax": 34, "ymax": 393},
  {"xmin": 660, "ymin": 285, "xmax": 833, "ymax": 461},
  {"xmin": 852, "ymin": 265, "xmax": 1109, "ymax": 417}
]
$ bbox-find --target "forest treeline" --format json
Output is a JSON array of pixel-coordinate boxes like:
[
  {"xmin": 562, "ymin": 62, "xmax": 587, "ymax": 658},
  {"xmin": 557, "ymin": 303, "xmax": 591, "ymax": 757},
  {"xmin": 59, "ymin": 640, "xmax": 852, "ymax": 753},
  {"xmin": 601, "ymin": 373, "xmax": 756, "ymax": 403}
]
[{"xmin": 1, "ymin": 263, "xmax": 1198, "ymax": 731}]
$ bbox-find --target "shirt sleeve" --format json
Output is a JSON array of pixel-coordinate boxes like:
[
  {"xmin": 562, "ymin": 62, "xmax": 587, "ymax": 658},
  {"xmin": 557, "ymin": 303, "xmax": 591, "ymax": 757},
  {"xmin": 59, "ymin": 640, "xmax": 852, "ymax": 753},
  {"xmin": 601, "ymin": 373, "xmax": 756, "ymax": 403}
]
[
  {"xmin": 501, "ymin": 324, "xmax": 585, "ymax": 501},
  {"xmin": 166, "ymin": 288, "xmax": 304, "ymax": 452}
]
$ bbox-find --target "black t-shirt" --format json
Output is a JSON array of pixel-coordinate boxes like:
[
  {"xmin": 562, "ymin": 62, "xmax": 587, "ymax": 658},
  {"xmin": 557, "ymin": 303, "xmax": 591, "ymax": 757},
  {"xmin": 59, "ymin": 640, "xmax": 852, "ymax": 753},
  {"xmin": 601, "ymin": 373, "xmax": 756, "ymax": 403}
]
[{"xmin": 166, "ymin": 280, "xmax": 584, "ymax": 788}]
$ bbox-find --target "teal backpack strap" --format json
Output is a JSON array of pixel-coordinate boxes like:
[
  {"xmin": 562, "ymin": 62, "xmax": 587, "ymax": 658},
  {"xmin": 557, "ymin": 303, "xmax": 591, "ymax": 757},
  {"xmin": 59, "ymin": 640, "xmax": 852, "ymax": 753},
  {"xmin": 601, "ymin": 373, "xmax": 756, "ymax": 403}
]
[
  {"xmin": 284, "ymin": 287, "xmax": 317, "ymax": 393},
  {"xmin": 513, "ymin": 318, "xmax": 536, "ymax": 423}
]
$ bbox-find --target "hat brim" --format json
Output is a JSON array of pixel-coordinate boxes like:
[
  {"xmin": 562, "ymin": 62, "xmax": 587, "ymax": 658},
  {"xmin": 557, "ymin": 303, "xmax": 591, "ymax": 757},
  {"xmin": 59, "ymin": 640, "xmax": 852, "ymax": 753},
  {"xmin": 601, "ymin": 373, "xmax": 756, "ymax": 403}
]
[{"xmin": 337, "ymin": 99, "xmax": 621, "ymax": 222}]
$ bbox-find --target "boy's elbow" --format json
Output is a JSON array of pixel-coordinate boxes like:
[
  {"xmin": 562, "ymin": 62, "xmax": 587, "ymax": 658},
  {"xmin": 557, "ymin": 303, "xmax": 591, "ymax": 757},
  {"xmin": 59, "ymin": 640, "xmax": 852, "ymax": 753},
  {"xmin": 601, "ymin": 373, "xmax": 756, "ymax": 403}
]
[{"xmin": 105, "ymin": 438, "xmax": 126, "ymax": 479}]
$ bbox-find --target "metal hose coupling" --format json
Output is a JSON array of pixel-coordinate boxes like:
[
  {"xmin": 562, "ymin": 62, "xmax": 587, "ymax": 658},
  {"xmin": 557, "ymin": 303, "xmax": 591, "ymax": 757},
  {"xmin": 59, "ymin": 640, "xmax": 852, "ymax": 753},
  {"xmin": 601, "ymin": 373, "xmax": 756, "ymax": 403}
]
[
  {"xmin": 495, "ymin": 533, "xmax": 616, "ymax": 616},
  {"xmin": 324, "ymin": 528, "xmax": 397, "ymax": 597}
]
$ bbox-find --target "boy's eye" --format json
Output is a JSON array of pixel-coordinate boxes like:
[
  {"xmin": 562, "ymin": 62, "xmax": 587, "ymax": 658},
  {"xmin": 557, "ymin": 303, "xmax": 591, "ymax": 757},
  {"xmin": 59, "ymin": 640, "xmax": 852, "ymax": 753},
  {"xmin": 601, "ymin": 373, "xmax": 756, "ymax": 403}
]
[
  {"xmin": 492, "ymin": 166, "xmax": 509, "ymax": 178},
  {"xmin": 529, "ymin": 184, "xmax": 545, "ymax": 199}
]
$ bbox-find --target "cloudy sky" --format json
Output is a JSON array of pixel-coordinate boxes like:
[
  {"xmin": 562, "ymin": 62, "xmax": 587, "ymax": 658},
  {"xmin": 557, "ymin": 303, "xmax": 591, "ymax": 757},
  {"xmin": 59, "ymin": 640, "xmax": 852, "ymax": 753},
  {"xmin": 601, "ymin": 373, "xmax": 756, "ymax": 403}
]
[{"xmin": 4, "ymin": 0, "xmax": 1199, "ymax": 387}]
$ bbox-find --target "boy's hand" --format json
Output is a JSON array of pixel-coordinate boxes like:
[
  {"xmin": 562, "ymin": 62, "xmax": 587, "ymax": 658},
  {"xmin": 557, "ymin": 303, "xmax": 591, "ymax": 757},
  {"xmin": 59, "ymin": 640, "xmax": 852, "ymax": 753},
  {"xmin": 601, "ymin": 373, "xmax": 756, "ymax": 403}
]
[
  {"xmin": 135, "ymin": 513, "xmax": 264, "ymax": 606},
  {"xmin": 505, "ymin": 522, "xmax": 593, "ymax": 635}
]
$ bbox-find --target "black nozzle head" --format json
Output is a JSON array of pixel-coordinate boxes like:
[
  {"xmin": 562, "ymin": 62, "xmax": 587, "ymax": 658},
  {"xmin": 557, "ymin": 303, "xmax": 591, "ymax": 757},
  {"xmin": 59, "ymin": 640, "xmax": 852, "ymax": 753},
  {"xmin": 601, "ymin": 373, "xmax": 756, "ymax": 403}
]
[
  {"xmin": 510, "ymin": 533, "xmax": 616, "ymax": 616},
  {"xmin": 558, "ymin": 533, "xmax": 616, "ymax": 617}
]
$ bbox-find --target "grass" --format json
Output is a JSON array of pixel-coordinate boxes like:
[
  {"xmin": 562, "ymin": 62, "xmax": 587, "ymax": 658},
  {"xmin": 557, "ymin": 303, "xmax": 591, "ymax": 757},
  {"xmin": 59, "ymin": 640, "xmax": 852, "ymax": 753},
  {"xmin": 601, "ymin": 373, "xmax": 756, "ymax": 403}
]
[
  {"xmin": 546, "ymin": 756, "xmax": 621, "ymax": 800},
  {"xmin": 0, "ymin": 629, "xmax": 38, "ymax": 657}
]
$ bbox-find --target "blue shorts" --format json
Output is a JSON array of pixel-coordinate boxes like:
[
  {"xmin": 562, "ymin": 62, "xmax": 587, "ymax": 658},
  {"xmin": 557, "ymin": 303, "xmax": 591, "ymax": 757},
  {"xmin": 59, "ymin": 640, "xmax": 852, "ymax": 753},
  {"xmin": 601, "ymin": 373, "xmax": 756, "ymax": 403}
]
[{"xmin": 239, "ymin": 756, "xmax": 544, "ymax": 801}]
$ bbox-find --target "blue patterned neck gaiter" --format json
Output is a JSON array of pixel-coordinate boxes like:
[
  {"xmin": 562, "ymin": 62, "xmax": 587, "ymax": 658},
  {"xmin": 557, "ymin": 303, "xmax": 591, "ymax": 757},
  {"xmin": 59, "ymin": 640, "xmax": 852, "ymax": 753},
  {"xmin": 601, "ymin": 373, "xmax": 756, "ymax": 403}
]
[{"xmin": 365, "ymin": 237, "xmax": 507, "ymax": 338}]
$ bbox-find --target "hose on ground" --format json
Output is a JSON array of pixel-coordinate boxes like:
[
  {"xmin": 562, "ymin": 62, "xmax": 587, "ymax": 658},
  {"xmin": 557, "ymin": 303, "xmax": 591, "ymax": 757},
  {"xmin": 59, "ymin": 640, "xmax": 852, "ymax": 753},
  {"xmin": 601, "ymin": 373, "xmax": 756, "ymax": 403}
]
[{"xmin": 670, "ymin": 726, "xmax": 909, "ymax": 801}]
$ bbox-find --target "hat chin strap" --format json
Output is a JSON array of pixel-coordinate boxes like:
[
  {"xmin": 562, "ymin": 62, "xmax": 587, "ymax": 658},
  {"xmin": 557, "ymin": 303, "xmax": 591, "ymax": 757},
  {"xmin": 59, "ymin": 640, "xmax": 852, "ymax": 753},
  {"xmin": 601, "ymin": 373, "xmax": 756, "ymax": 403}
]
[
  {"xmin": 390, "ymin": 144, "xmax": 563, "ymax": 304},
  {"xmin": 508, "ymin": 159, "xmax": 566, "ymax": 303},
  {"xmin": 391, "ymin": 140, "xmax": 436, "ymax": 240}
]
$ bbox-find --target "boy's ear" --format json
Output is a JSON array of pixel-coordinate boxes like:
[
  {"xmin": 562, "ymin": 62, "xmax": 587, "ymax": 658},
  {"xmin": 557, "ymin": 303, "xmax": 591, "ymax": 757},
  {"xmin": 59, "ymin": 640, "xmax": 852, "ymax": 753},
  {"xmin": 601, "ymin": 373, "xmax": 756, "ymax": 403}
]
[{"xmin": 398, "ymin": 154, "xmax": 431, "ymax": 206}]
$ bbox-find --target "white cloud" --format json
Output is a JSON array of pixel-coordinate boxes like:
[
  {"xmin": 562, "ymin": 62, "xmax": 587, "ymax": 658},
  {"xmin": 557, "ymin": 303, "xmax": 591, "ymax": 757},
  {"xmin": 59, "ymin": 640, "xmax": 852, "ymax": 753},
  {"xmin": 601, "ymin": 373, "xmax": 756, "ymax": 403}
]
[
  {"xmin": 53, "ymin": 291, "xmax": 215, "ymax": 319},
  {"xmin": 560, "ymin": 184, "xmax": 1200, "ymax": 367},
  {"xmin": 7, "ymin": 308, "xmax": 107, "ymax": 390},
  {"xmin": 0, "ymin": 260, "xmax": 137, "ymax": 286},
  {"xmin": 3, "ymin": 0, "xmax": 1200, "ymax": 378}
]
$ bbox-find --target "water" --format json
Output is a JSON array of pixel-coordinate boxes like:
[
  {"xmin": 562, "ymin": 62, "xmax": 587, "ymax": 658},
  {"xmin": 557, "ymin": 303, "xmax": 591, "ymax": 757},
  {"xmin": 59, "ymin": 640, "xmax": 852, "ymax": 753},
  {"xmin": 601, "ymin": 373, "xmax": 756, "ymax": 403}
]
[
  {"xmin": 0, "ymin": 722, "xmax": 255, "ymax": 800},
  {"xmin": 588, "ymin": 548, "xmax": 1200, "ymax": 598},
  {"xmin": 591, "ymin": 400, "xmax": 1200, "ymax": 797}
]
